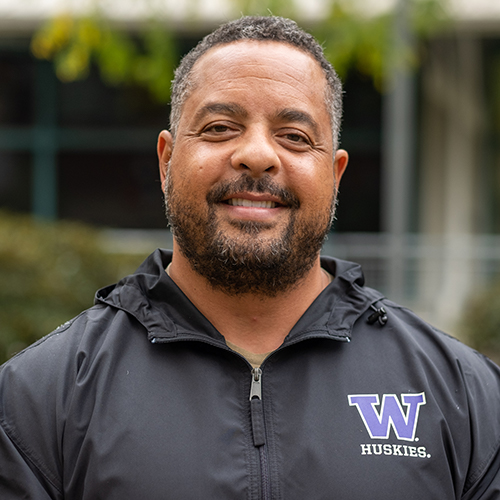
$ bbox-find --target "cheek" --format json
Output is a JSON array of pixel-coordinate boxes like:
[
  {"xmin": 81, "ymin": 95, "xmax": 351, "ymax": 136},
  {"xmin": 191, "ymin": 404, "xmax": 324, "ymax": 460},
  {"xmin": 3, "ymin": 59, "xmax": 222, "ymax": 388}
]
[
  {"xmin": 172, "ymin": 142, "xmax": 230, "ymax": 185},
  {"xmin": 169, "ymin": 159, "xmax": 224, "ymax": 209},
  {"xmin": 288, "ymin": 163, "xmax": 335, "ymax": 207}
]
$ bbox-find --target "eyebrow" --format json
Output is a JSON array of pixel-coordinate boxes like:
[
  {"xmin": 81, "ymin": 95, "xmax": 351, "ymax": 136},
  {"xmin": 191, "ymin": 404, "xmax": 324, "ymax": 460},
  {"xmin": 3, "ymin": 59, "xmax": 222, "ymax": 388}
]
[
  {"xmin": 194, "ymin": 102, "xmax": 249, "ymax": 122},
  {"xmin": 274, "ymin": 108, "xmax": 320, "ymax": 137},
  {"xmin": 193, "ymin": 103, "xmax": 321, "ymax": 137}
]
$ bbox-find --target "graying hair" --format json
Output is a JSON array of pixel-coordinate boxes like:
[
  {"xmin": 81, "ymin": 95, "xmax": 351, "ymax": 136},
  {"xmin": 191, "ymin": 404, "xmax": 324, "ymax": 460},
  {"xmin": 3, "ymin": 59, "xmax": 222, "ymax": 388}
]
[{"xmin": 169, "ymin": 16, "xmax": 343, "ymax": 151}]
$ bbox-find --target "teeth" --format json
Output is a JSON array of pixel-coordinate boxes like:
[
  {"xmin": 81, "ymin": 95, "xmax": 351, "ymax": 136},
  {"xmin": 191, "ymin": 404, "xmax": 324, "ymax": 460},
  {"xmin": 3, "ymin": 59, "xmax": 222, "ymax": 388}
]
[{"xmin": 227, "ymin": 198, "xmax": 277, "ymax": 208}]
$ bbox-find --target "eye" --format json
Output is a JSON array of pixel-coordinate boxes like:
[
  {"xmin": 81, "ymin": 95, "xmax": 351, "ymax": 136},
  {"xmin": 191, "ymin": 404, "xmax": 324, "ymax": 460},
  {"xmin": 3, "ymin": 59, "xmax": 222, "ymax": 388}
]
[
  {"xmin": 208, "ymin": 124, "xmax": 230, "ymax": 133},
  {"xmin": 200, "ymin": 122, "xmax": 240, "ymax": 141},
  {"xmin": 277, "ymin": 129, "xmax": 312, "ymax": 150},
  {"xmin": 286, "ymin": 133, "xmax": 306, "ymax": 143}
]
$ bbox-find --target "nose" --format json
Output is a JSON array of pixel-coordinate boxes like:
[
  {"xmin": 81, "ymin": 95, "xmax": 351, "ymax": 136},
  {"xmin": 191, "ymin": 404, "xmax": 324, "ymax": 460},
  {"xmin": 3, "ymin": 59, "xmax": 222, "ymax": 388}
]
[{"xmin": 230, "ymin": 126, "xmax": 281, "ymax": 176}]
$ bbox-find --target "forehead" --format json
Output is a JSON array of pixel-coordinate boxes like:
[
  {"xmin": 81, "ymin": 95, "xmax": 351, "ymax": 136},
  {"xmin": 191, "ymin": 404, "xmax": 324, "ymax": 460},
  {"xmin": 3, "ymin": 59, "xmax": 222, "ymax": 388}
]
[
  {"xmin": 192, "ymin": 39, "xmax": 325, "ymax": 78},
  {"xmin": 183, "ymin": 40, "xmax": 330, "ymax": 123}
]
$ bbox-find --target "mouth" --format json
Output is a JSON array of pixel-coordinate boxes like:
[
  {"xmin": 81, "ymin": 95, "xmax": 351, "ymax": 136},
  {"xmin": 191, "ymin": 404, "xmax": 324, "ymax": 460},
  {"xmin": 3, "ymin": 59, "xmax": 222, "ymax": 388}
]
[
  {"xmin": 207, "ymin": 175, "xmax": 300, "ymax": 211},
  {"xmin": 225, "ymin": 198, "xmax": 280, "ymax": 209}
]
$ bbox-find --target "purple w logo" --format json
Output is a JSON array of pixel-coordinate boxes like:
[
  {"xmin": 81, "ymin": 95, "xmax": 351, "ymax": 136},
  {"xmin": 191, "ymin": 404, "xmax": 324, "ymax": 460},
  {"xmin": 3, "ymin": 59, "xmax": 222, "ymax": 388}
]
[{"xmin": 348, "ymin": 393, "xmax": 426, "ymax": 441}]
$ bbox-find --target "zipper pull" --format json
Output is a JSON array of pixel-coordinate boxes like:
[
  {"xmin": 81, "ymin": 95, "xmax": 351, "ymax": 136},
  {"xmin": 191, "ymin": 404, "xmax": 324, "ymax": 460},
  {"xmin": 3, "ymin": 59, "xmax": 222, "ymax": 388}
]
[
  {"xmin": 249, "ymin": 368, "xmax": 266, "ymax": 447},
  {"xmin": 249, "ymin": 367, "xmax": 262, "ymax": 400}
]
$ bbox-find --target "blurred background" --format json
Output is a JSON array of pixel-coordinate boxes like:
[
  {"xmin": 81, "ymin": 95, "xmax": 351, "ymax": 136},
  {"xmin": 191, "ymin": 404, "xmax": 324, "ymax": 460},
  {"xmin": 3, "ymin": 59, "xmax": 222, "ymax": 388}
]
[{"xmin": 0, "ymin": 0, "xmax": 500, "ymax": 363}]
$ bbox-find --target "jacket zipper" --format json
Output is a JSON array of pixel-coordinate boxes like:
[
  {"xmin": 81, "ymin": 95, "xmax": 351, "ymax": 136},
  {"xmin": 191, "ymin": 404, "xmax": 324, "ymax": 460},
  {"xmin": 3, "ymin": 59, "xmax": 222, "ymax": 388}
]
[{"xmin": 250, "ymin": 367, "xmax": 271, "ymax": 500}]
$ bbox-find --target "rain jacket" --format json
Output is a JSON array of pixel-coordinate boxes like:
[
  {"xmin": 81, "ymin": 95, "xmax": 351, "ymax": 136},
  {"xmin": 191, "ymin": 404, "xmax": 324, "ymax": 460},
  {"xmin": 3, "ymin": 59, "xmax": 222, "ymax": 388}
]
[{"xmin": 1, "ymin": 248, "xmax": 500, "ymax": 499}]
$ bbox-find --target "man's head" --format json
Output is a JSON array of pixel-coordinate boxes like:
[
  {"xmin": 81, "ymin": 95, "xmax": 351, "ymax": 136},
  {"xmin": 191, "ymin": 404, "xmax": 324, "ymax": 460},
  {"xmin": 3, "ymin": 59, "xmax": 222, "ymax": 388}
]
[
  {"xmin": 170, "ymin": 16, "xmax": 344, "ymax": 152},
  {"xmin": 158, "ymin": 16, "xmax": 348, "ymax": 296}
]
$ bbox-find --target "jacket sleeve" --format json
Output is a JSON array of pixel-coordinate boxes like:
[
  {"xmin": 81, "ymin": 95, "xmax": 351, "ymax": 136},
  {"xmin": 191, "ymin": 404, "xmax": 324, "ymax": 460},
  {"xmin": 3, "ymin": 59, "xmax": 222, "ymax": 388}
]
[
  {"xmin": 462, "ymin": 448, "xmax": 500, "ymax": 500},
  {"xmin": 459, "ymin": 350, "xmax": 500, "ymax": 500},
  {"xmin": 0, "ymin": 423, "xmax": 58, "ymax": 499},
  {"xmin": 0, "ymin": 327, "xmax": 77, "ymax": 500}
]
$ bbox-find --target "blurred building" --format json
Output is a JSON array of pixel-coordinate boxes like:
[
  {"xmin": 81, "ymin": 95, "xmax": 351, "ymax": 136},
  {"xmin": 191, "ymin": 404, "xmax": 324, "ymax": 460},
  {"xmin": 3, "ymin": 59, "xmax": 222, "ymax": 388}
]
[{"xmin": 0, "ymin": 0, "xmax": 500, "ymax": 333}]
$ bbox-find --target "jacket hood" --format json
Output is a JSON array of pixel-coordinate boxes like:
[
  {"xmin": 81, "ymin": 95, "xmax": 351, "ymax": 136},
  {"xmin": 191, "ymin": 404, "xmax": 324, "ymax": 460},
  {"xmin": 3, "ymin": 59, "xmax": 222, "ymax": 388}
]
[{"xmin": 95, "ymin": 249, "xmax": 385, "ymax": 345}]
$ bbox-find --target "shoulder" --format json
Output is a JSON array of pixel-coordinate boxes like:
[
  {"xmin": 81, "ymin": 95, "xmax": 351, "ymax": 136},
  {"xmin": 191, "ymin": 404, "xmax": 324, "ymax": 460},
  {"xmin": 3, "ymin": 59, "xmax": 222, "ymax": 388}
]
[
  {"xmin": 360, "ymin": 297, "xmax": 500, "ymax": 382},
  {"xmin": 381, "ymin": 299, "xmax": 495, "ymax": 367},
  {"xmin": 348, "ymin": 296, "xmax": 500, "ymax": 495},
  {"xmin": 0, "ymin": 306, "xmax": 107, "ymax": 494},
  {"xmin": 0, "ymin": 300, "xmax": 147, "ymax": 393},
  {"xmin": 0, "ymin": 305, "xmax": 111, "ymax": 422},
  {"xmin": 0, "ymin": 299, "xmax": 152, "ymax": 496},
  {"xmin": 1, "ymin": 305, "xmax": 111, "ymax": 373},
  {"xmin": 0, "ymin": 301, "xmax": 145, "ymax": 441}
]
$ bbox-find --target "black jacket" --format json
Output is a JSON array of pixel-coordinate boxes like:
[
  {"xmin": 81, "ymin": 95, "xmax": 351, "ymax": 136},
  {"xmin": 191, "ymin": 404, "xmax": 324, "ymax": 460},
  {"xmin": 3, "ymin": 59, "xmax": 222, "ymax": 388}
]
[{"xmin": 1, "ymin": 249, "xmax": 500, "ymax": 499}]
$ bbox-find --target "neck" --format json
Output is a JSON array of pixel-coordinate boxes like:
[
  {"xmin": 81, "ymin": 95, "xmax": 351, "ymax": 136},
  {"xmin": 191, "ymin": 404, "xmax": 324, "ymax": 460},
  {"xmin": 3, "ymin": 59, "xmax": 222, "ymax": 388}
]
[{"xmin": 168, "ymin": 242, "xmax": 329, "ymax": 354}]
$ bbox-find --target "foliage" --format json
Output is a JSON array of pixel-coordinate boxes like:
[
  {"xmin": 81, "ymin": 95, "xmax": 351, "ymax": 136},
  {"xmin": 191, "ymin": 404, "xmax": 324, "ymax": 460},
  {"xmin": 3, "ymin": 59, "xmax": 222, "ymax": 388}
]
[
  {"xmin": 31, "ymin": 16, "xmax": 177, "ymax": 103},
  {"xmin": 0, "ymin": 211, "xmax": 148, "ymax": 364},
  {"xmin": 460, "ymin": 278, "xmax": 500, "ymax": 365},
  {"xmin": 313, "ymin": 0, "xmax": 450, "ymax": 89},
  {"xmin": 30, "ymin": 0, "xmax": 451, "ymax": 102}
]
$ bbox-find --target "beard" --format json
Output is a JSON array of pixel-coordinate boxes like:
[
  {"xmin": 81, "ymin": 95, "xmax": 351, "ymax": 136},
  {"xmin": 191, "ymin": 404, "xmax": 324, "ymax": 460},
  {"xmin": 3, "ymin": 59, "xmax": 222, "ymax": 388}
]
[{"xmin": 164, "ymin": 171, "xmax": 337, "ymax": 297}]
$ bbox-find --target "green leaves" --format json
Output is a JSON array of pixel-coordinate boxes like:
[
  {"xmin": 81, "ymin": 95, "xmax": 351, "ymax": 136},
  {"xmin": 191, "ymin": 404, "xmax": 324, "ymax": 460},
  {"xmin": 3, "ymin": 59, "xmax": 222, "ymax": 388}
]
[
  {"xmin": 32, "ymin": 16, "xmax": 100, "ymax": 81},
  {"xmin": 314, "ymin": 0, "xmax": 450, "ymax": 90},
  {"xmin": 0, "ymin": 211, "xmax": 146, "ymax": 363},
  {"xmin": 133, "ymin": 26, "xmax": 177, "ymax": 103},
  {"xmin": 315, "ymin": 4, "xmax": 393, "ymax": 88},
  {"xmin": 31, "ymin": 14, "xmax": 176, "ymax": 102},
  {"xmin": 29, "ymin": 0, "xmax": 451, "ymax": 102}
]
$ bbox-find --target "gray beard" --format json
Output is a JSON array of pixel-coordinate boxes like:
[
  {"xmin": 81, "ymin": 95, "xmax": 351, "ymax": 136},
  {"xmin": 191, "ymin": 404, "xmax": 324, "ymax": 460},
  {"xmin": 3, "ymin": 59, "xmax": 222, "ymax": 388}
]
[{"xmin": 164, "ymin": 172, "xmax": 336, "ymax": 297}]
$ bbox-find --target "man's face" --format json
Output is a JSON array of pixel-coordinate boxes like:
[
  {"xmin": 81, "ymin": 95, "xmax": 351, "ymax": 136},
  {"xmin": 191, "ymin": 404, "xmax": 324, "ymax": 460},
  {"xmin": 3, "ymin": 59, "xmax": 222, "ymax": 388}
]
[{"xmin": 158, "ymin": 40, "xmax": 348, "ymax": 295}]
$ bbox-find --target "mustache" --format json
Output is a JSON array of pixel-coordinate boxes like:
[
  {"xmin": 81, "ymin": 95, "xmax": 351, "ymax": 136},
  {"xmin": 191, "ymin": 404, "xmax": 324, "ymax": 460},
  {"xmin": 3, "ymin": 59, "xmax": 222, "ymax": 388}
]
[{"xmin": 206, "ymin": 174, "xmax": 300, "ymax": 209}]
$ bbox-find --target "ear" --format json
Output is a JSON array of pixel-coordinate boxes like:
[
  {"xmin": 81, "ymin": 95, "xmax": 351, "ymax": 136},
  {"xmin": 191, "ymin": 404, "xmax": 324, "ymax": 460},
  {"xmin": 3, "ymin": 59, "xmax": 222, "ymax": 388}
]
[
  {"xmin": 333, "ymin": 149, "xmax": 349, "ymax": 187},
  {"xmin": 157, "ymin": 130, "xmax": 173, "ymax": 190}
]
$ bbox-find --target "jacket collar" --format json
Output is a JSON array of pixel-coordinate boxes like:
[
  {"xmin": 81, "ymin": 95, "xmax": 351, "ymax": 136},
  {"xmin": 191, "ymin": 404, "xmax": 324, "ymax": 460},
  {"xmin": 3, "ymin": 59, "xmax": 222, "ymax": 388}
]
[{"xmin": 95, "ymin": 249, "xmax": 385, "ymax": 346}]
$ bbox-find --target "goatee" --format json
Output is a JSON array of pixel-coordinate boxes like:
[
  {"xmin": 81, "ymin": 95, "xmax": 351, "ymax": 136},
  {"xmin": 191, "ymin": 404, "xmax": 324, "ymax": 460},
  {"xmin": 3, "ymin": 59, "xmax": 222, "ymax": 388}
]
[{"xmin": 164, "ymin": 172, "xmax": 336, "ymax": 297}]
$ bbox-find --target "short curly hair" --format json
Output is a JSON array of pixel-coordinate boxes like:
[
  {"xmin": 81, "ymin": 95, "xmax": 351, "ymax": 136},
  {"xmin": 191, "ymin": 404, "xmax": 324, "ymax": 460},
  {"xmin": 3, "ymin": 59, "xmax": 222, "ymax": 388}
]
[{"xmin": 170, "ymin": 16, "xmax": 343, "ymax": 152}]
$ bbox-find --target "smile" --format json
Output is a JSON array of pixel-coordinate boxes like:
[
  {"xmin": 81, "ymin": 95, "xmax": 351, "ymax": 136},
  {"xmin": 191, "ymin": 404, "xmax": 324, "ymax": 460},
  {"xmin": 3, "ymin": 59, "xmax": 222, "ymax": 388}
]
[{"xmin": 226, "ymin": 198, "xmax": 278, "ymax": 208}]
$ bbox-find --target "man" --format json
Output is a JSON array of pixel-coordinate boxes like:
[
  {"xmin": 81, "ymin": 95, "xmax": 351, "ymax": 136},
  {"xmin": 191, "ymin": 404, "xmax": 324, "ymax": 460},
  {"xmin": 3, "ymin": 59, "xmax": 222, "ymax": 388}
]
[{"xmin": 1, "ymin": 16, "xmax": 500, "ymax": 500}]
